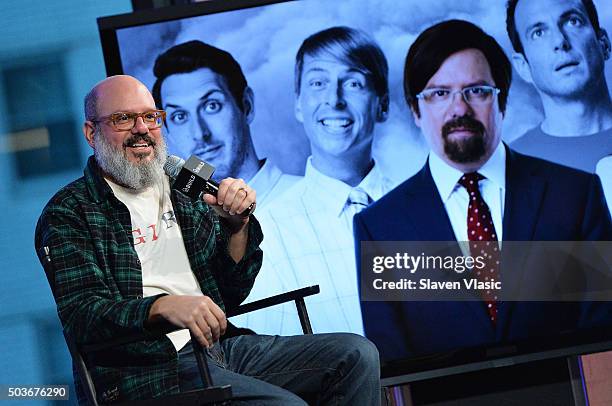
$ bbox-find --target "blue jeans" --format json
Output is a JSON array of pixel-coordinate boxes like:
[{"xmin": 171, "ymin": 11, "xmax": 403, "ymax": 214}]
[{"xmin": 178, "ymin": 333, "xmax": 381, "ymax": 405}]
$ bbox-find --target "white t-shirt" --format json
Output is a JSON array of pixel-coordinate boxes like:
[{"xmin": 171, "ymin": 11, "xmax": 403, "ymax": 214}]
[{"xmin": 106, "ymin": 176, "xmax": 201, "ymax": 351}]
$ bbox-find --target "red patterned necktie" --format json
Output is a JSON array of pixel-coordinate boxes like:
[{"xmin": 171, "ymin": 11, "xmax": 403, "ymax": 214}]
[{"xmin": 458, "ymin": 172, "xmax": 500, "ymax": 323}]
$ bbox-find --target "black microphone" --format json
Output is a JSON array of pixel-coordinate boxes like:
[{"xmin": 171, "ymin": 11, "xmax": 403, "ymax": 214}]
[
  {"xmin": 164, "ymin": 155, "xmax": 255, "ymax": 215},
  {"xmin": 164, "ymin": 155, "xmax": 218, "ymax": 199}
]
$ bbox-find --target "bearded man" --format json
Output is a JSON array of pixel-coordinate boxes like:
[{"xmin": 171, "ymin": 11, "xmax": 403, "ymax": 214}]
[
  {"xmin": 35, "ymin": 75, "xmax": 381, "ymax": 405},
  {"xmin": 353, "ymin": 19, "xmax": 612, "ymax": 362}
]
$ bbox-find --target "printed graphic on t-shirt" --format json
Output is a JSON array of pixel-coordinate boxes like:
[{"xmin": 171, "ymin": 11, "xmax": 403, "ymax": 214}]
[
  {"xmin": 161, "ymin": 210, "xmax": 177, "ymax": 229},
  {"xmin": 131, "ymin": 211, "xmax": 177, "ymax": 245}
]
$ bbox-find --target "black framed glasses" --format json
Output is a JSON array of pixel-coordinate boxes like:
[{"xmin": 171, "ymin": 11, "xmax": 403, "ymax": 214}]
[
  {"xmin": 92, "ymin": 110, "xmax": 166, "ymax": 131},
  {"xmin": 416, "ymin": 85, "xmax": 500, "ymax": 107}
]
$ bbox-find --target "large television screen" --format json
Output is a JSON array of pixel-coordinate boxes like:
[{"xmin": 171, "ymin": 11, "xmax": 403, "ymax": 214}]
[{"xmin": 98, "ymin": 0, "xmax": 612, "ymax": 381}]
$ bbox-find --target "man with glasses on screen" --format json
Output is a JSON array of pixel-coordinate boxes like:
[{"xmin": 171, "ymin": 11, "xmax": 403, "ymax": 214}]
[
  {"xmin": 152, "ymin": 40, "xmax": 299, "ymax": 209},
  {"xmin": 506, "ymin": 0, "xmax": 612, "ymax": 175},
  {"xmin": 234, "ymin": 26, "xmax": 392, "ymax": 336},
  {"xmin": 35, "ymin": 75, "xmax": 381, "ymax": 405},
  {"xmin": 353, "ymin": 19, "xmax": 611, "ymax": 363}
]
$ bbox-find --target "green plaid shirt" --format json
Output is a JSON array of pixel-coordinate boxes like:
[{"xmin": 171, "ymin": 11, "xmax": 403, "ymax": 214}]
[{"xmin": 35, "ymin": 157, "xmax": 263, "ymax": 404}]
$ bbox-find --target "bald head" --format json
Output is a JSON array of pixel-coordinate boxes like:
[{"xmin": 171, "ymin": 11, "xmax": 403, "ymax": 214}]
[
  {"xmin": 82, "ymin": 75, "xmax": 167, "ymax": 190},
  {"xmin": 84, "ymin": 75, "xmax": 155, "ymax": 121}
]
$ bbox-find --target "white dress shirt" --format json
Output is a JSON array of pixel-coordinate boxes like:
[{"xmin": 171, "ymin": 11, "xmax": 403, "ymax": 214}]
[
  {"xmin": 249, "ymin": 159, "xmax": 301, "ymax": 209},
  {"xmin": 429, "ymin": 142, "xmax": 506, "ymax": 245},
  {"xmin": 231, "ymin": 157, "xmax": 392, "ymax": 336}
]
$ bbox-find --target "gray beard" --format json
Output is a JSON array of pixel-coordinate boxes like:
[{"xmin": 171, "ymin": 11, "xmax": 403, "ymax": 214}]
[{"xmin": 93, "ymin": 128, "xmax": 167, "ymax": 190}]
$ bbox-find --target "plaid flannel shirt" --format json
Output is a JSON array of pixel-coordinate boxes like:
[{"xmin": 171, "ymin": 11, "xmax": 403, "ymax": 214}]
[{"xmin": 35, "ymin": 157, "xmax": 263, "ymax": 404}]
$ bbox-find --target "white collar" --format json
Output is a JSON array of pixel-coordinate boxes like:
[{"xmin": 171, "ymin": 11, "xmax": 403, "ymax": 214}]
[
  {"xmin": 303, "ymin": 156, "xmax": 387, "ymax": 216},
  {"xmin": 249, "ymin": 159, "xmax": 280, "ymax": 190},
  {"xmin": 429, "ymin": 142, "xmax": 506, "ymax": 202}
]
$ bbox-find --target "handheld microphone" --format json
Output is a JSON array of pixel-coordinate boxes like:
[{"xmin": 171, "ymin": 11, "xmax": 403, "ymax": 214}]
[{"xmin": 164, "ymin": 155, "xmax": 255, "ymax": 215}]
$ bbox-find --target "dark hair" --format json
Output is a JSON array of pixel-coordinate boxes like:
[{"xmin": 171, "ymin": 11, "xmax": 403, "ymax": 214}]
[
  {"xmin": 404, "ymin": 19, "xmax": 512, "ymax": 116},
  {"xmin": 152, "ymin": 40, "xmax": 248, "ymax": 111},
  {"xmin": 295, "ymin": 26, "xmax": 389, "ymax": 99},
  {"xmin": 506, "ymin": 0, "xmax": 602, "ymax": 55}
]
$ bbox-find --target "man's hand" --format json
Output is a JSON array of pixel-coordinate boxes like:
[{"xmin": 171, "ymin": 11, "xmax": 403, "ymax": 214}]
[
  {"xmin": 202, "ymin": 177, "xmax": 256, "ymax": 233},
  {"xmin": 148, "ymin": 295, "xmax": 227, "ymax": 348}
]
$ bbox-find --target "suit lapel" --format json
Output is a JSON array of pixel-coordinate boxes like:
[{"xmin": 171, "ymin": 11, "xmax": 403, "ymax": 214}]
[
  {"xmin": 497, "ymin": 147, "xmax": 548, "ymax": 337},
  {"xmin": 502, "ymin": 148, "xmax": 547, "ymax": 241},
  {"xmin": 404, "ymin": 163, "xmax": 456, "ymax": 241},
  {"xmin": 407, "ymin": 150, "xmax": 550, "ymax": 338},
  {"xmin": 407, "ymin": 162, "xmax": 495, "ymax": 332}
]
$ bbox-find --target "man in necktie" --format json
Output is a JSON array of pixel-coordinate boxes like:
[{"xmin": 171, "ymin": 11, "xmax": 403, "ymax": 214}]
[
  {"xmin": 231, "ymin": 26, "xmax": 393, "ymax": 336},
  {"xmin": 344, "ymin": 187, "xmax": 373, "ymax": 231},
  {"xmin": 354, "ymin": 19, "xmax": 612, "ymax": 363}
]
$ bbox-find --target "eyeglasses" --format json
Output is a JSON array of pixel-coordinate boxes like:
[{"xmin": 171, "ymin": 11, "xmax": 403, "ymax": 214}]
[
  {"xmin": 416, "ymin": 86, "xmax": 500, "ymax": 107},
  {"xmin": 92, "ymin": 110, "xmax": 166, "ymax": 131}
]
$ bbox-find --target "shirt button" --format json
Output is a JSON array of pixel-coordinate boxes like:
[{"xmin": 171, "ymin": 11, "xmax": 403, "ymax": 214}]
[
  {"xmin": 136, "ymin": 294, "xmax": 143, "ymax": 299},
  {"xmin": 136, "ymin": 259, "xmax": 141, "ymax": 265}
]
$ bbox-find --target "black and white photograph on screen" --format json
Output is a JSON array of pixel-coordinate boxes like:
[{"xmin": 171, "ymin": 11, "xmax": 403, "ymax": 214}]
[
  {"xmin": 244, "ymin": 25, "xmax": 394, "ymax": 335},
  {"xmin": 508, "ymin": 0, "xmax": 612, "ymax": 173},
  {"xmin": 114, "ymin": 0, "xmax": 612, "ymax": 338},
  {"xmin": 151, "ymin": 40, "xmax": 301, "ymax": 208}
]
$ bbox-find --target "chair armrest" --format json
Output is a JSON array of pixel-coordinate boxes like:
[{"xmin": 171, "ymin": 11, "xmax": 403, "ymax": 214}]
[
  {"xmin": 81, "ymin": 285, "xmax": 320, "ymax": 353},
  {"xmin": 80, "ymin": 322, "xmax": 178, "ymax": 354},
  {"xmin": 226, "ymin": 285, "xmax": 320, "ymax": 317}
]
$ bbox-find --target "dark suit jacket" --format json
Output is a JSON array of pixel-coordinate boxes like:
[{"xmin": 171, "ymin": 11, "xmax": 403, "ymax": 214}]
[{"xmin": 354, "ymin": 148, "xmax": 612, "ymax": 362}]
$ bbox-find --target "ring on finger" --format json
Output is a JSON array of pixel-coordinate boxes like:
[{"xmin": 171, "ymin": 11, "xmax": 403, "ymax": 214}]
[
  {"xmin": 247, "ymin": 201, "xmax": 256, "ymax": 214},
  {"xmin": 237, "ymin": 187, "xmax": 247, "ymax": 195}
]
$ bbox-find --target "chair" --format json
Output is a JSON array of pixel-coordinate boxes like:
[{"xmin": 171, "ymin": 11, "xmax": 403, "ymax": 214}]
[{"xmin": 37, "ymin": 245, "xmax": 319, "ymax": 406}]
